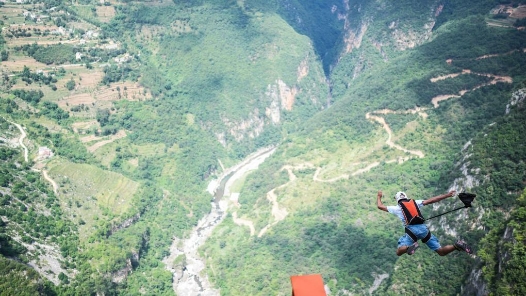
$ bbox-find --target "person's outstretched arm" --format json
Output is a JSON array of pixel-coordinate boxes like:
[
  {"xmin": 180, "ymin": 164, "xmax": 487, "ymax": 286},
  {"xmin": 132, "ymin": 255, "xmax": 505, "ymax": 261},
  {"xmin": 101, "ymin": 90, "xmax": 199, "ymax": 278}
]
[
  {"xmin": 377, "ymin": 190, "xmax": 388, "ymax": 212},
  {"xmin": 422, "ymin": 190, "xmax": 456, "ymax": 205}
]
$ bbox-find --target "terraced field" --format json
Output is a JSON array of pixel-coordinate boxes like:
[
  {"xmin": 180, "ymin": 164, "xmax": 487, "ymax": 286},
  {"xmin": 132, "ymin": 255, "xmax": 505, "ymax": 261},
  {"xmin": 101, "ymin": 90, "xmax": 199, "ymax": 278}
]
[{"xmin": 47, "ymin": 159, "xmax": 139, "ymax": 239}]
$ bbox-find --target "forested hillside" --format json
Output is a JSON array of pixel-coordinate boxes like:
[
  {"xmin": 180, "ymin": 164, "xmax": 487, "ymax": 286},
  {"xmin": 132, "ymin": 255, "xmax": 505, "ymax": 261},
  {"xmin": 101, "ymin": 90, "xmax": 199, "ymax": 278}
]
[{"xmin": 1, "ymin": 0, "xmax": 525, "ymax": 295}]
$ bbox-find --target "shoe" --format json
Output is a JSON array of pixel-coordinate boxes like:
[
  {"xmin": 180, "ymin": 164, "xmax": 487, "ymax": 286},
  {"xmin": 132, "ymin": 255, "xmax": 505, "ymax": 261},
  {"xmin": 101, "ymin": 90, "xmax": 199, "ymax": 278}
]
[
  {"xmin": 407, "ymin": 242, "xmax": 419, "ymax": 255},
  {"xmin": 454, "ymin": 239, "xmax": 473, "ymax": 254}
]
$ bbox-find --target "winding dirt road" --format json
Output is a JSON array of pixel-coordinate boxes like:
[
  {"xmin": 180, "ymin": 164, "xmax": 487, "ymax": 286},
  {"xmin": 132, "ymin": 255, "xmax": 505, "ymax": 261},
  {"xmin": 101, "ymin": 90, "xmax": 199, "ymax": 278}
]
[
  {"xmin": 367, "ymin": 63, "xmax": 512, "ymax": 159},
  {"xmin": 430, "ymin": 70, "xmax": 512, "ymax": 107},
  {"xmin": 2, "ymin": 116, "xmax": 29, "ymax": 162},
  {"xmin": 42, "ymin": 170, "xmax": 59, "ymax": 194},
  {"xmin": 365, "ymin": 111, "xmax": 425, "ymax": 158}
]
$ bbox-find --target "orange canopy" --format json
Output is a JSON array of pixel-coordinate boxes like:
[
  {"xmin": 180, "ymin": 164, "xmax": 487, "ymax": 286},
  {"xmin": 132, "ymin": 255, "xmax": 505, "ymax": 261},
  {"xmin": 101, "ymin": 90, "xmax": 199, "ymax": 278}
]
[{"xmin": 290, "ymin": 274, "xmax": 327, "ymax": 296}]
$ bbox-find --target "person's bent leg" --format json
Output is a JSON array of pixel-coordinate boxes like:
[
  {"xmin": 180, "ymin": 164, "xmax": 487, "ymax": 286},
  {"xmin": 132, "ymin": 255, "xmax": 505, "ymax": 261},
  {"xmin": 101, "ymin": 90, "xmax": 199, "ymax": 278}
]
[
  {"xmin": 397, "ymin": 234, "xmax": 416, "ymax": 256},
  {"xmin": 397, "ymin": 242, "xmax": 419, "ymax": 256},
  {"xmin": 435, "ymin": 245, "xmax": 456, "ymax": 256},
  {"xmin": 424, "ymin": 233, "xmax": 454, "ymax": 256}
]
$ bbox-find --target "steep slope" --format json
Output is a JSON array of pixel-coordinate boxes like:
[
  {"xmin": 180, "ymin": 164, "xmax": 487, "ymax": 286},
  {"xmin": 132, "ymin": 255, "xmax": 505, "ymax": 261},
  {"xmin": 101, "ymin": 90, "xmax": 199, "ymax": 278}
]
[
  {"xmin": 201, "ymin": 2, "xmax": 526, "ymax": 295},
  {"xmin": 102, "ymin": 1, "xmax": 329, "ymax": 151}
]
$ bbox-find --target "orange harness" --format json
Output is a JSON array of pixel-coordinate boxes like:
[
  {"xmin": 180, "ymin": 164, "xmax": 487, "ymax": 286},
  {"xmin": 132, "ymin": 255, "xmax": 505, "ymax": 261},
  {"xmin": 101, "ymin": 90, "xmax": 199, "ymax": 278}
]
[
  {"xmin": 399, "ymin": 199, "xmax": 432, "ymax": 243},
  {"xmin": 398, "ymin": 199, "xmax": 425, "ymax": 225}
]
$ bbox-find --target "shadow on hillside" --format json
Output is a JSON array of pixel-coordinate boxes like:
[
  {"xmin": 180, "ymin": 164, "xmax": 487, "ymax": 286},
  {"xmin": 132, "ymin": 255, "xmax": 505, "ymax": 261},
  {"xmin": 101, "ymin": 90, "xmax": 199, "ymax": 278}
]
[
  {"xmin": 260, "ymin": 219, "xmax": 397, "ymax": 291},
  {"xmin": 275, "ymin": 2, "xmax": 344, "ymax": 75}
]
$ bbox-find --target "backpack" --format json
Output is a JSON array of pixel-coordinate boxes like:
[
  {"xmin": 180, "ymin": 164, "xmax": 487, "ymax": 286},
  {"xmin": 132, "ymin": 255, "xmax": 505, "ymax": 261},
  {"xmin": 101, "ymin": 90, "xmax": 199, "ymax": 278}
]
[{"xmin": 398, "ymin": 199, "xmax": 425, "ymax": 225}]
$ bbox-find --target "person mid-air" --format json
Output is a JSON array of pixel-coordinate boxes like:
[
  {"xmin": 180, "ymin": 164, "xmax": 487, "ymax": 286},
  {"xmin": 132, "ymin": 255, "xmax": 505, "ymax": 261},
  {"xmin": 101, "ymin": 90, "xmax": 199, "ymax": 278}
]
[{"xmin": 377, "ymin": 190, "xmax": 472, "ymax": 256}]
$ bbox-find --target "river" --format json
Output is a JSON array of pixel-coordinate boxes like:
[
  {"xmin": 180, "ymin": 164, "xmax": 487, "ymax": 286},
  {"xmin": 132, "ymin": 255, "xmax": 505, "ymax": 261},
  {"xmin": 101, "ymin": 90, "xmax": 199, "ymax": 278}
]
[{"xmin": 163, "ymin": 146, "xmax": 276, "ymax": 296}]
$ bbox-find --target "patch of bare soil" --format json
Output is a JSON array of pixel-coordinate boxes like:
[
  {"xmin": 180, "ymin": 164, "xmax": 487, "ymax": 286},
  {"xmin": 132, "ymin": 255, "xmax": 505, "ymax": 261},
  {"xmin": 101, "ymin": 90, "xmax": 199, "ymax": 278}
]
[
  {"xmin": 258, "ymin": 186, "xmax": 289, "ymax": 237},
  {"xmin": 42, "ymin": 170, "xmax": 59, "ymax": 194},
  {"xmin": 313, "ymin": 165, "xmax": 347, "ymax": 183},
  {"xmin": 486, "ymin": 21, "xmax": 513, "ymax": 28},
  {"xmin": 96, "ymin": 6, "xmax": 116, "ymax": 23},
  {"xmin": 510, "ymin": 5, "xmax": 526, "ymax": 19},
  {"xmin": 77, "ymin": 70, "xmax": 104, "ymax": 89},
  {"xmin": 232, "ymin": 211, "xmax": 255, "ymax": 236},
  {"xmin": 127, "ymin": 158, "xmax": 139, "ymax": 167},
  {"xmin": 431, "ymin": 94, "xmax": 461, "ymax": 108},
  {"xmin": 57, "ymin": 93, "xmax": 95, "ymax": 109},
  {"xmin": 366, "ymin": 111, "xmax": 426, "ymax": 158},
  {"xmin": 0, "ymin": 56, "xmax": 49, "ymax": 72},
  {"xmin": 80, "ymin": 134, "xmax": 101, "ymax": 143}
]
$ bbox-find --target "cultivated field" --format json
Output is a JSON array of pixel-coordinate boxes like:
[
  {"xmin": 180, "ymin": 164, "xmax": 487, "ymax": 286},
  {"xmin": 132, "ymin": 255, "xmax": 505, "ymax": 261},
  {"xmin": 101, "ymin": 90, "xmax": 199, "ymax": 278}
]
[
  {"xmin": 47, "ymin": 159, "xmax": 140, "ymax": 240},
  {"xmin": 96, "ymin": 6, "xmax": 116, "ymax": 23},
  {"xmin": 1, "ymin": 1, "xmax": 154, "ymax": 159}
]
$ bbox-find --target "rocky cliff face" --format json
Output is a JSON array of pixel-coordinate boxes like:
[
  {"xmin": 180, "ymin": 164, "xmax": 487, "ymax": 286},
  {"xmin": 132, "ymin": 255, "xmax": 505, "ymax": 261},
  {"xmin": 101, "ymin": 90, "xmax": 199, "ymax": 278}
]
[
  {"xmin": 215, "ymin": 51, "xmax": 326, "ymax": 146},
  {"xmin": 463, "ymin": 267, "xmax": 489, "ymax": 296},
  {"xmin": 330, "ymin": 0, "xmax": 445, "ymax": 77},
  {"xmin": 506, "ymin": 88, "xmax": 526, "ymax": 114}
]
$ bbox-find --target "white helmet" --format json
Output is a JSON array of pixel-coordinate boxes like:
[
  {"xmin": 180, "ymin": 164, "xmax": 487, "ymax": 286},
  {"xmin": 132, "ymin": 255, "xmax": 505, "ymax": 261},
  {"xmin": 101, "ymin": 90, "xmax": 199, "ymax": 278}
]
[{"xmin": 395, "ymin": 191, "xmax": 408, "ymax": 202}]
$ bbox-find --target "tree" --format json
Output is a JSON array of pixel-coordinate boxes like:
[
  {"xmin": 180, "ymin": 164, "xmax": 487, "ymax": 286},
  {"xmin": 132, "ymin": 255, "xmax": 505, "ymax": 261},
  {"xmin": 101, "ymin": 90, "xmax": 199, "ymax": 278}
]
[
  {"xmin": 0, "ymin": 50, "xmax": 8, "ymax": 61},
  {"xmin": 96, "ymin": 108, "xmax": 111, "ymax": 126},
  {"xmin": 58, "ymin": 272, "xmax": 69, "ymax": 284},
  {"xmin": 66, "ymin": 79, "xmax": 76, "ymax": 91}
]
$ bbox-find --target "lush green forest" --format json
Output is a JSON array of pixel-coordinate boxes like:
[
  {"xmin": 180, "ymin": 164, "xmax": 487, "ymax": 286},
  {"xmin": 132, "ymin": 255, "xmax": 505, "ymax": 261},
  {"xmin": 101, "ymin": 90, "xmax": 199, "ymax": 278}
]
[{"xmin": 0, "ymin": 0, "xmax": 525, "ymax": 295}]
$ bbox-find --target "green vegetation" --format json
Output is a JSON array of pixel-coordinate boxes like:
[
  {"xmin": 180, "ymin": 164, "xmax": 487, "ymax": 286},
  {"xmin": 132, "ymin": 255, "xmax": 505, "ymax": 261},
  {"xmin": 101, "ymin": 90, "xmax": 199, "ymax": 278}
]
[
  {"xmin": 102, "ymin": 64, "xmax": 134, "ymax": 85},
  {"xmin": 18, "ymin": 43, "xmax": 76, "ymax": 65},
  {"xmin": 467, "ymin": 101, "xmax": 526, "ymax": 295},
  {"xmin": 0, "ymin": 257, "xmax": 56, "ymax": 296},
  {"xmin": 15, "ymin": 66, "xmax": 59, "ymax": 88},
  {"xmin": 0, "ymin": 0, "xmax": 525, "ymax": 295},
  {"xmin": 480, "ymin": 190, "xmax": 526, "ymax": 295},
  {"xmin": 12, "ymin": 89, "xmax": 44, "ymax": 105}
]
